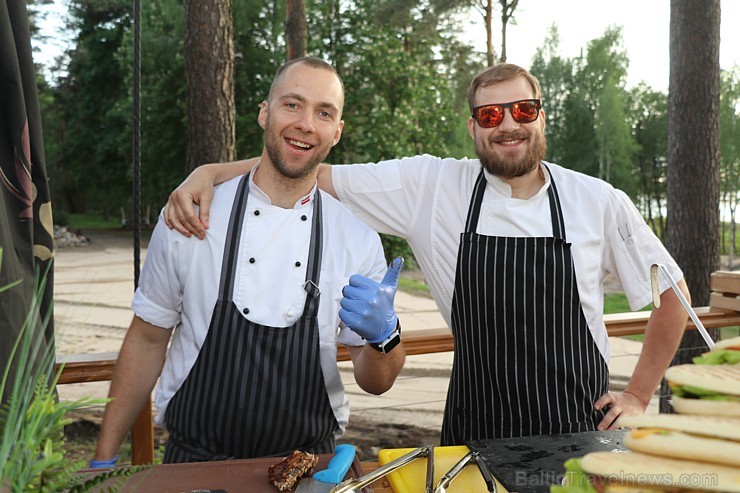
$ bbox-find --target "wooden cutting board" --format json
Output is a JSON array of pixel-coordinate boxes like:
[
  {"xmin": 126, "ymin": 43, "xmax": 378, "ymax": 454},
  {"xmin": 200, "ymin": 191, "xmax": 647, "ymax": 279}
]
[
  {"xmin": 79, "ymin": 454, "xmax": 370, "ymax": 493},
  {"xmin": 377, "ymin": 446, "xmax": 508, "ymax": 493}
]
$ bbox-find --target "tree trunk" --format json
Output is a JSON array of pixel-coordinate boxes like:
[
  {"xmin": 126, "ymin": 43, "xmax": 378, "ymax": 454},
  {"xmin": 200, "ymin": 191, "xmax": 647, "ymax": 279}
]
[
  {"xmin": 498, "ymin": 0, "xmax": 519, "ymax": 63},
  {"xmin": 184, "ymin": 0, "xmax": 236, "ymax": 172},
  {"xmin": 285, "ymin": 0, "xmax": 307, "ymax": 61},
  {"xmin": 660, "ymin": 0, "xmax": 721, "ymax": 412},
  {"xmin": 484, "ymin": 0, "xmax": 494, "ymax": 67}
]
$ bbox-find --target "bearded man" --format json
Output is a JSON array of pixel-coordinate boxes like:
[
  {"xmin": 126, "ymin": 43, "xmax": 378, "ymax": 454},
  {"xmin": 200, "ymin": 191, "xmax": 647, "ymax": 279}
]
[
  {"xmin": 91, "ymin": 57, "xmax": 406, "ymax": 467},
  {"xmin": 163, "ymin": 63, "xmax": 690, "ymax": 443}
]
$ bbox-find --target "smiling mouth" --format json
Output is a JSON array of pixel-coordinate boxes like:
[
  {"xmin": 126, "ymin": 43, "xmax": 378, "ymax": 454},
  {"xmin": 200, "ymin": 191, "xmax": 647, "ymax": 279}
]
[
  {"xmin": 495, "ymin": 138, "xmax": 526, "ymax": 146},
  {"xmin": 491, "ymin": 133, "xmax": 528, "ymax": 146},
  {"xmin": 287, "ymin": 138, "xmax": 315, "ymax": 150}
]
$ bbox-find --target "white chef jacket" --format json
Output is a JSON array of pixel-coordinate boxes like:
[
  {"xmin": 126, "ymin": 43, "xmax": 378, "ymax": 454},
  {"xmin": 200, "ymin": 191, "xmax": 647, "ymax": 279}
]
[
  {"xmin": 133, "ymin": 172, "xmax": 388, "ymax": 432},
  {"xmin": 332, "ymin": 155, "xmax": 684, "ymax": 361}
]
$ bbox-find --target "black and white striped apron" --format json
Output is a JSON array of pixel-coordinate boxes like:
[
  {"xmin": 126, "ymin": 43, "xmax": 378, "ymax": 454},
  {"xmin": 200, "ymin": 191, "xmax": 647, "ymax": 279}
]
[
  {"xmin": 163, "ymin": 173, "xmax": 337, "ymax": 462},
  {"xmin": 441, "ymin": 165, "xmax": 609, "ymax": 445}
]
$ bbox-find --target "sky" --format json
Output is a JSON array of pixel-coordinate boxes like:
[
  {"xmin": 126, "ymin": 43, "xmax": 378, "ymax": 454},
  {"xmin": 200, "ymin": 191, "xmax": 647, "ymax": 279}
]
[
  {"xmin": 462, "ymin": 0, "xmax": 739, "ymax": 92},
  {"xmin": 35, "ymin": 0, "xmax": 739, "ymax": 92}
]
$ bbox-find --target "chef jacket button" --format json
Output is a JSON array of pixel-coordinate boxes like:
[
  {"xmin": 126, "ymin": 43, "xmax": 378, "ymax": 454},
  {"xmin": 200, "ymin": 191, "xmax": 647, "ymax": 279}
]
[
  {"xmin": 254, "ymin": 210, "xmax": 260, "ymax": 216},
  {"xmin": 295, "ymin": 261, "xmax": 301, "ymax": 267},
  {"xmin": 301, "ymin": 215, "xmax": 307, "ymax": 221},
  {"xmin": 249, "ymin": 257, "xmax": 255, "ymax": 263},
  {"xmin": 287, "ymin": 310, "xmax": 294, "ymax": 317},
  {"xmin": 243, "ymin": 308, "xmax": 250, "ymax": 315},
  {"xmin": 626, "ymin": 238, "xmax": 634, "ymax": 246}
]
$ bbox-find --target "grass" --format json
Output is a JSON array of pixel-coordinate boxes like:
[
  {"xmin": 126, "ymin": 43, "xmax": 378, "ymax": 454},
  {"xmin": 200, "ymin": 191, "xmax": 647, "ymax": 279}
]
[
  {"xmin": 398, "ymin": 275, "xmax": 433, "ymax": 298},
  {"xmin": 64, "ymin": 212, "xmax": 121, "ymax": 230}
]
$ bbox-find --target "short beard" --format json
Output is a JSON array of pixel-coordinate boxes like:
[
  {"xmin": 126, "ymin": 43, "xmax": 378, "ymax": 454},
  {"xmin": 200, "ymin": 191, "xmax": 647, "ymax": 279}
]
[
  {"xmin": 477, "ymin": 130, "xmax": 547, "ymax": 179},
  {"xmin": 263, "ymin": 116, "xmax": 329, "ymax": 180}
]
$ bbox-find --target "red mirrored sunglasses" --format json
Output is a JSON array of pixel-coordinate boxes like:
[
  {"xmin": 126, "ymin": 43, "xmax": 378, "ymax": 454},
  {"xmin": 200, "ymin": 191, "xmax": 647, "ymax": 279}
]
[{"xmin": 472, "ymin": 99, "xmax": 542, "ymax": 128}]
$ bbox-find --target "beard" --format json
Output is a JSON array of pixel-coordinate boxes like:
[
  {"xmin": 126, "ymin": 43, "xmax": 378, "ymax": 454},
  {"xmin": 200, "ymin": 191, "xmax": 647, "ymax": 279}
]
[
  {"xmin": 476, "ymin": 129, "xmax": 547, "ymax": 179},
  {"xmin": 263, "ymin": 116, "xmax": 332, "ymax": 180}
]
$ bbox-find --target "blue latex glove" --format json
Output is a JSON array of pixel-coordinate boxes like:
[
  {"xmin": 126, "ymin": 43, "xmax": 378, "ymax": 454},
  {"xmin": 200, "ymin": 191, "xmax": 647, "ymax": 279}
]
[
  {"xmin": 339, "ymin": 257, "xmax": 404, "ymax": 343},
  {"xmin": 89, "ymin": 455, "xmax": 118, "ymax": 469}
]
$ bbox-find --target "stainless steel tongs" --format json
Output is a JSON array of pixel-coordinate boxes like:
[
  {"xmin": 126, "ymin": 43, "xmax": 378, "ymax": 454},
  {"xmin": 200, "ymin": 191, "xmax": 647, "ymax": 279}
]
[
  {"xmin": 651, "ymin": 263, "xmax": 715, "ymax": 349},
  {"xmin": 433, "ymin": 450, "xmax": 496, "ymax": 493},
  {"xmin": 331, "ymin": 445, "xmax": 434, "ymax": 493}
]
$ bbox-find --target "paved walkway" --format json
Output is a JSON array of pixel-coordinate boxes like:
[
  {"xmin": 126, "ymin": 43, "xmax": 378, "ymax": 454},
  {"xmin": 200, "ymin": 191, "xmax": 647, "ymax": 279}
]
[{"xmin": 54, "ymin": 230, "xmax": 656, "ymax": 436}]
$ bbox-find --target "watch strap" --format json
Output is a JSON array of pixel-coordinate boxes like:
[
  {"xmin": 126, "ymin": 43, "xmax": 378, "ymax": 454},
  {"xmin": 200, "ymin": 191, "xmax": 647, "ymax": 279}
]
[{"xmin": 369, "ymin": 321, "xmax": 401, "ymax": 354}]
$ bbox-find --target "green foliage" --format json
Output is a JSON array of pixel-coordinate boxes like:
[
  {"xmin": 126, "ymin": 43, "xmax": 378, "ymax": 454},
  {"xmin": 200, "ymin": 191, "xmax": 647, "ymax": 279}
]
[
  {"xmin": 66, "ymin": 213, "xmax": 122, "ymax": 230},
  {"xmin": 531, "ymin": 26, "xmax": 575, "ymax": 164},
  {"xmin": 719, "ymin": 68, "xmax": 740, "ymax": 257},
  {"xmin": 307, "ymin": 0, "xmax": 479, "ymax": 164},
  {"xmin": 47, "ymin": 0, "xmax": 132, "ymax": 218},
  {"xmin": 0, "ymin": 254, "xmax": 148, "ymax": 491},
  {"xmin": 627, "ymin": 84, "xmax": 669, "ymax": 238},
  {"xmin": 233, "ymin": 0, "xmax": 286, "ymax": 159},
  {"xmin": 34, "ymin": 1, "xmax": 740, "ymax": 260}
]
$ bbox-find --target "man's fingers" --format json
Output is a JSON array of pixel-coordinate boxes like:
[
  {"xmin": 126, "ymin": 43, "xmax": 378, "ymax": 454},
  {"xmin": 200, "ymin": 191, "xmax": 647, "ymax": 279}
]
[
  {"xmin": 346, "ymin": 274, "xmax": 377, "ymax": 290},
  {"xmin": 163, "ymin": 203, "xmax": 174, "ymax": 229},
  {"xmin": 338, "ymin": 308, "xmax": 362, "ymax": 329},
  {"xmin": 593, "ymin": 392, "xmax": 613, "ymax": 411},
  {"xmin": 340, "ymin": 297, "xmax": 370, "ymax": 314},
  {"xmin": 164, "ymin": 200, "xmax": 192, "ymax": 237},
  {"xmin": 597, "ymin": 407, "xmax": 620, "ymax": 431},
  {"xmin": 169, "ymin": 191, "xmax": 204, "ymax": 238},
  {"xmin": 342, "ymin": 284, "xmax": 369, "ymax": 300},
  {"xmin": 594, "ymin": 392, "xmax": 616, "ymax": 431},
  {"xmin": 198, "ymin": 189, "xmax": 213, "ymax": 230},
  {"xmin": 381, "ymin": 257, "xmax": 404, "ymax": 287}
]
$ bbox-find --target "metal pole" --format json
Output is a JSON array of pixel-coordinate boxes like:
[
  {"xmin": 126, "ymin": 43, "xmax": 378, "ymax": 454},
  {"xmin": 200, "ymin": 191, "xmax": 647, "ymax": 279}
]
[{"xmin": 133, "ymin": 0, "xmax": 141, "ymax": 289}]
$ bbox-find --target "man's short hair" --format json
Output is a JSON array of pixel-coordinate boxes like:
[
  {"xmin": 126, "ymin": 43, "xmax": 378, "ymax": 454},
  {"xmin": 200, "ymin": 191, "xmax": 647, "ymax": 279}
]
[
  {"xmin": 467, "ymin": 63, "xmax": 542, "ymax": 112},
  {"xmin": 268, "ymin": 56, "xmax": 345, "ymax": 102}
]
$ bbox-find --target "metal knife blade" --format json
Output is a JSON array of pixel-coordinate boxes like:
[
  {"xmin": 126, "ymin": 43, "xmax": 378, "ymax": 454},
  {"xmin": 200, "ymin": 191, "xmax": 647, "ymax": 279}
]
[{"xmin": 295, "ymin": 444, "xmax": 356, "ymax": 493}]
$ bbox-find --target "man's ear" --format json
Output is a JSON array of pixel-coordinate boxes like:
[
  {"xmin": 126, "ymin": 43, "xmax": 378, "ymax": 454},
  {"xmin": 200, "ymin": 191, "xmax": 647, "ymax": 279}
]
[
  {"xmin": 332, "ymin": 120, "xmax": 345, "ymax": 146},
  {"xmin": 467, "ymin": 116, "xmax": 476, "ymax": 140},
  {"xmin": 258, "ymin": 101, "xmax": 268, "ymax": 129},
  {"xmin": 540, "ymin": 108, "xmax": 546, "ymax": 131}
]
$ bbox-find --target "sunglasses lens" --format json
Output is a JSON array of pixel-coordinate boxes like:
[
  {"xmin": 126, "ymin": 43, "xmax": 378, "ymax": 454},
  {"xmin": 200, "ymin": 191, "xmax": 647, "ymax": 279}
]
[
  {"xmin": 476, "ymin": 105, "xmax": 504, "ymax": 128},
  {"xmin": 511, "ymin": 101, "xmax": 539, "ymax": 123},
  {"xmin": 474, "ymin": 100, "xmax": 540, "ymax": 128}
]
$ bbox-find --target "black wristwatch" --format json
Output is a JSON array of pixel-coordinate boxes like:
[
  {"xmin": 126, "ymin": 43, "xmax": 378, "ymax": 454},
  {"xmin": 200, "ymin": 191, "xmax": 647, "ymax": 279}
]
[{"xmin": 369, "ymin": 320, "xmax": 402, "ymax": 354}]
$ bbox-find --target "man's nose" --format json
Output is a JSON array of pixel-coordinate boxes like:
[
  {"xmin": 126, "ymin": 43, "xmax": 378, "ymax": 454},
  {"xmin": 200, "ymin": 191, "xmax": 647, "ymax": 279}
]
[
  {"xmin": 497, "ymin": 108, "xmax": 520, "ymax": 131},
  {"xmin": 294, "ymin": 111, "xmax": 315, "ymax": 132}
]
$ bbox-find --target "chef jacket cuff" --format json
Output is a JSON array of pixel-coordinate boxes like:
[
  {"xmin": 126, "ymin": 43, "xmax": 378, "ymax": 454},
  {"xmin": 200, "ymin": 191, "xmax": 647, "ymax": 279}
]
[{"xmin": 337, "ymin": 323, "xmax": 365, "ymax": 347}]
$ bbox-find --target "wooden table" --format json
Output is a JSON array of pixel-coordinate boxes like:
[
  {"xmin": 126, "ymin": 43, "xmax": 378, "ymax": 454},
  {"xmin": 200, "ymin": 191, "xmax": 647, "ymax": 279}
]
[{"xmin": 82, "ymin": 457, "xmax": 391, "ymax": 493}]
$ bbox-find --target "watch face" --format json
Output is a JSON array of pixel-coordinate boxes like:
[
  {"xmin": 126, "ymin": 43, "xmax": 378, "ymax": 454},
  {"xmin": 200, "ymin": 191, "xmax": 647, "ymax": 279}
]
[{"xmin": 377, "ymin": 331, "xmax": 401, "ymax": 354}]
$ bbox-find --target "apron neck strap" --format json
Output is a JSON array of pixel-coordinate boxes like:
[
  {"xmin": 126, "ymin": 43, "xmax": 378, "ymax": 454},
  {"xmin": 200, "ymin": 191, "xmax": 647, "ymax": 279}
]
[
  {"xmin": 219, "ymin": 173, "xmax": 251, "ymax": 300},
  {"xmin": 302, "ymin": 190, "xmax": 323, "ymax": 316},
  {"xmin": 543, "ymin": 163, "xmax": 566, "ymax": 241},
  {"xmin": 464, "ymin": 163, "xmax": 567, "ymax": 241},
  {"xmin": 218, "ymin": 173, "xmax": 324, "ymax": 313}
]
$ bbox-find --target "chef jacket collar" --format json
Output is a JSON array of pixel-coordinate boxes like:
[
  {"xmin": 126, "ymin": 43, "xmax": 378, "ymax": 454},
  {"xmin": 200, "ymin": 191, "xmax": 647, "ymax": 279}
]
[
  {"xmin": 482, "ymin": 161, "xmax": 551, "ymax": 199},
  {"xmin": 247, "ymin": 164, "xmax": 319, "ymax": 209}
]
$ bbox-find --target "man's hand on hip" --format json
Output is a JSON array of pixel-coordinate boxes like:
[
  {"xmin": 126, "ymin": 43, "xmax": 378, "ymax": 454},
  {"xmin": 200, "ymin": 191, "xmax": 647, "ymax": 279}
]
[{"xmin": 594, "ymin": 391, "xmax": 647, "ymax": 430}]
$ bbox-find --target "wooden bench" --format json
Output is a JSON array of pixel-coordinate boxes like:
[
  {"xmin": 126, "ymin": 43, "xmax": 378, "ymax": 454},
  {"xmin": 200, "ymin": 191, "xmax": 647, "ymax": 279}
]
[{"xmin": 55, "ymin": 271, "xmax": 740, "ymax": 465}]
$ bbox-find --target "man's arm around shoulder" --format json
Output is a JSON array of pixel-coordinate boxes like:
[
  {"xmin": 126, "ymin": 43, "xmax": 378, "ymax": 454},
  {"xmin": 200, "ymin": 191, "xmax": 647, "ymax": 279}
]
[{"xmin": 165, "ymin": 160, "xmax": 338, "ymax": 238}]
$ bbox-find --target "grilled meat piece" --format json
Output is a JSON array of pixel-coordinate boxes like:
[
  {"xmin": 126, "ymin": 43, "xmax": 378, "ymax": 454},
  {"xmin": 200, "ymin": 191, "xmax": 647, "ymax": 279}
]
[{"xmin": 267, "ymin": 450, "xmax": 319, "ymax": 491}]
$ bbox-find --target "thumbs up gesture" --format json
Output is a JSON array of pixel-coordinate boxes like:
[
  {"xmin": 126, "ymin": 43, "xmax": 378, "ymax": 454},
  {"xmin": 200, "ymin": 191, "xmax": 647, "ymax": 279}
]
[{"xmin": 339, "ymin": 257, "xmax": 404, "ymax": 343}]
